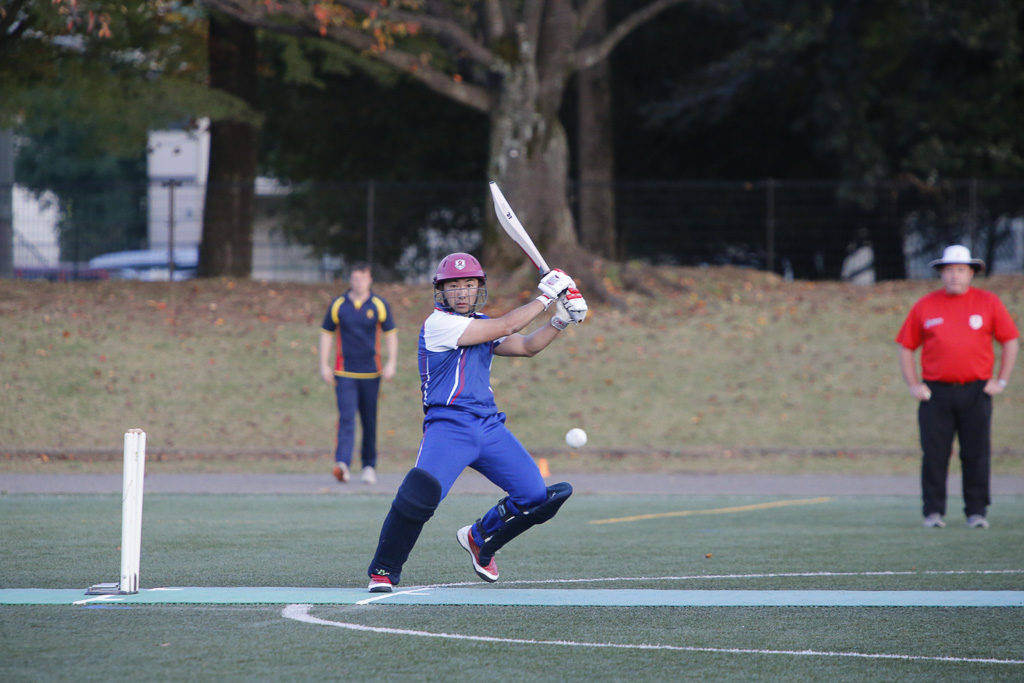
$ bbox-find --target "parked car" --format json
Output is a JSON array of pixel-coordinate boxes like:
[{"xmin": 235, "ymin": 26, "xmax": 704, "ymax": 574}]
[
  {"xmin": 88, "ymin": 247, "xmax": 198, "ymax": 281},
  {"xmin": 14, "ymin": 266, "xmax": 110, "ymax": 281}
]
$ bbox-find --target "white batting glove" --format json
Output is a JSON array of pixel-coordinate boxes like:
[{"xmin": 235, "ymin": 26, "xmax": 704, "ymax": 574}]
[
  {"xmin": 550, "ymin": 300, "xmax": 571, "ymax": 330},
  {"xmin": 538, "ymin": 269, "xmax": 575, "ymax": 300},
  {"xmin": 560, "ymin": 287, "xmax": 587, "ymax": 324}
]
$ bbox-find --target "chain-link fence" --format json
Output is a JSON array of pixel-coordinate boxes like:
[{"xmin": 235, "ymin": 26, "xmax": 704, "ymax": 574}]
[{"xmin": 4, "ymin": 179, "xmax": 1023, "ymax": 282}]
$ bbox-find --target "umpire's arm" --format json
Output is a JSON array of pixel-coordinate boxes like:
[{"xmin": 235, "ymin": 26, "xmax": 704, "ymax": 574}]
[
  {"xmin": 986, "ymin": 338, "xmax": 1019, "ymax": 396},
  {"xmin": 898, "ymin": 346, "xmax": 931, "ymax": 401}
]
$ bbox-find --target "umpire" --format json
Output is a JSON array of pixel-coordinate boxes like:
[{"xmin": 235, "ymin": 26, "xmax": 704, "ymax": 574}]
[{"xmin": 896, "ymin": 245, "xmax": 1019, "ymax": 529}]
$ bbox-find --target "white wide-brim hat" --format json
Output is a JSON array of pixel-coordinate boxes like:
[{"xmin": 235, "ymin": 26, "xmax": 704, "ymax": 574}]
[{"xmin": 929, "ymin": 244, "xmax": 984, "ymax": 271}]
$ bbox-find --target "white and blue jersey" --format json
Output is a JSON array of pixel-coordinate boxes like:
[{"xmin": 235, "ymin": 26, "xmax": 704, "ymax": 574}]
[
  {"xmin": 418, "ymin": 309, "xmax": 504, "ymax": 416},
  {"xmin": 413, "ymin": 308, "xmax": 546, "ymax": 507}
]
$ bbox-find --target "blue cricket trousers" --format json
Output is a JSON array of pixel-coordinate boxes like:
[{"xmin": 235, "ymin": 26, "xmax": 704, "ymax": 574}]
[{"xmin": 415, "ymin": 407, "xmax": 547, "ymax": 511}]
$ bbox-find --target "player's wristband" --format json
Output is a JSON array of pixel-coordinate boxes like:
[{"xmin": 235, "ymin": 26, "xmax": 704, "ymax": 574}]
[
  {"xmin": 550, "ymin": 315, "xmax": 569, "ymax": 331},
  {"xmin": 536, "ymin": 294, "xmax": 554, "ymax": 310},
  {"xmin": 997, "ymin": 378, "xmax": 1008, "ymax": 388}
]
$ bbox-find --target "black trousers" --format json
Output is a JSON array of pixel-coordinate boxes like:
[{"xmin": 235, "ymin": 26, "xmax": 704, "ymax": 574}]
[{"xmin": 918, "ymin": 380, "xmax": 992, "ymax": 517}]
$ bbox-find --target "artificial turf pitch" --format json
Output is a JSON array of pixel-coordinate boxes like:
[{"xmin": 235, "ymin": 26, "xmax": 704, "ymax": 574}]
[{"xmin": 2, "ymin": 492, "xmax": 1022, "ymax": 680}]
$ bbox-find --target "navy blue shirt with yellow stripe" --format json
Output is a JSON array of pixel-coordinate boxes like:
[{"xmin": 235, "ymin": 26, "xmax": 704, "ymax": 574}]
[{"xmin": 321, "ymin": 291, "xmax": 397, "ymax": 378}]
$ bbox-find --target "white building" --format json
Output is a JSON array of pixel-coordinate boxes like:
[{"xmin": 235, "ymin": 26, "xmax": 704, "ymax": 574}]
[
  {"xmin": 12, "ymin": 186, "xmax": 60, "ymax": 269},
  {"xmin": 146, "ymin": 121, "xmax": 330, "ymax": 281},
  {"xmin": 146, "ymin": 122, "xmax": 209, "ymax": 253}
]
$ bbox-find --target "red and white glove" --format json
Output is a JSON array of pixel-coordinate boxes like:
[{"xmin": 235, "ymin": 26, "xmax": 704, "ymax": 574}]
[
  {"xmin": 560, "ymin": 287, "xmax": 587, "ymax": 324},
  {"xmin": 538, "ymin": 269, "xmax": 575, "ymax": 300}
]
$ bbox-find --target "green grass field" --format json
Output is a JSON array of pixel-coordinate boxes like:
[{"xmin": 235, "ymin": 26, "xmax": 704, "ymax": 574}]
[{"xmin": 2, "ymin": 491, "xmax": 1022, "ymax": 681}]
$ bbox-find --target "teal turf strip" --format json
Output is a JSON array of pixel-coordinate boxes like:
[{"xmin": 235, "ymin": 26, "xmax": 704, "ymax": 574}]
[{"xmin": 2, "ymin": 587, "xmax": 1022, "ymax": 607}]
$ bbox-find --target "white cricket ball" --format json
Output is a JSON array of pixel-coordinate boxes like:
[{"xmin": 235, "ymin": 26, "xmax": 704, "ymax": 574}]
[{"xmin": 565, "ymin": 428, "xmax": 587, "ymax": 448}]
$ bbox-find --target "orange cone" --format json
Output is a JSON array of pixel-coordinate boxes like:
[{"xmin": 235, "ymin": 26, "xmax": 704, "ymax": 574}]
[{"xmin": 537, "ymin": 458, "xmax": 550, "ymax": 478}]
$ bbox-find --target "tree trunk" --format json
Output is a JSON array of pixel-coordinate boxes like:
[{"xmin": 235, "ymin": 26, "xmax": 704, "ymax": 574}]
[
  {"xmin": 198, "ymin": 12, "xmax": 258, "ymax": 278},
  {"xmin": 871, "ymin": 183, "xmax": 907, "ymax": 281},
  {"xmin": 485, "ymin": 65, "xmax": 576, "ymax": 270},
  {"xmin": 0, "ymin": 130, "xmax": 13, "ymax": 278},
  {"xmin": 576, "ymin": 0, "xmax": 617, "ymax": 259}
]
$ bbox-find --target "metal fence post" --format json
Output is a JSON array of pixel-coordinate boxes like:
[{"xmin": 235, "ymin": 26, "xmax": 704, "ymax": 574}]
[
  {"xmin": 765, "ymin": 178, "xmax": 776, "ymax": 273},
  {"xmin": 968, "ymin": 177, "xmax": 978, "ymax": 249},
  {"xmin": 164, "ymin": 179, "xmax": 181, "ymax": 281},
  {"xmin": 366, "ymin": 180, "xmax": 375, "ymax": 265}
]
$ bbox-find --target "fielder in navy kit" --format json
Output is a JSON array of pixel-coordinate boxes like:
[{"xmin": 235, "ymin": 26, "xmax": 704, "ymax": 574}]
[
  {"xmin": 319, "ymin": 263, "xmax": 397, "ymax": 485},
  {"xmin": 366, "ymin": 252, "xmax": 587, "ymax": 592}
]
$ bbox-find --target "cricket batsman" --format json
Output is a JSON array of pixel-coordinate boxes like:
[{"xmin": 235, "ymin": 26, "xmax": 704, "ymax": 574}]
[{"xmin": 366, "ymin": 252, "xmax": 587, "ymax": 592}]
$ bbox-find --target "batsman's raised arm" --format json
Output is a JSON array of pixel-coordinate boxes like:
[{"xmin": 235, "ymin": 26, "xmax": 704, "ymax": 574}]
[
  {"xmin": 492, "ymin": 312, "xmax": 561, "ymax": 357},
  {"xmin": 495, "ymin": 290, "xmax": 588, "ymax": 357},
  {"xmin": 454, "ymin": 268, "xmax": 576, "ymax": 347},
  {"xmin": 456, "ymin": 293, "xmax": 550, "ymax": 346}
]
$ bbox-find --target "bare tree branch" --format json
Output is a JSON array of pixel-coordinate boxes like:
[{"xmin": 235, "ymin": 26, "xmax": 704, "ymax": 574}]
[
  {"xmin": 574, "ymin": 0, "xmax": 691, "ymax": 70},
  {"xmin": 481, "ymin": 0, "xmax": 506, "ymax": 43},
  {"xmin": 522, "ymin": 0, "xmax": 545, "ymax": 50},
  {"xmin": 574, "ymin": 0, "xmax": 606, "ymax": 42}
]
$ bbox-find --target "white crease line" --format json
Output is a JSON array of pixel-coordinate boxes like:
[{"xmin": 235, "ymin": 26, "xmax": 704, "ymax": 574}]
[
  {"xmin": 73, "ymin": 595, "xmax": 125, "ymax": 606},
  {"xmin": 356, "ymin": 588, "xmax": 435, "ymax": 605},
  {"xmin": 72, "ymin": 587, "xmax": 184, "ymax": 605},
  {"xmin": 414, "ymin": 568, "xmax": 1024, "ymax": 589},
  {"xmin": 281, "ymin": 604, "xmax": 1024, "ymax": 665}
]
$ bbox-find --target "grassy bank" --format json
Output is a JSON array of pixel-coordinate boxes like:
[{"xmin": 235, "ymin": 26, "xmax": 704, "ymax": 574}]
[{"xmin": 2, "ymin": 268, "xmax": 1021, "ymax": 474}]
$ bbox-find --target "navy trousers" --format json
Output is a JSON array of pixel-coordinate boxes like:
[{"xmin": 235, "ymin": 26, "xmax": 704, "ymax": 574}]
[{"xmin": 334, "ymin": 376, "xmax": 381, "ymax": 468}]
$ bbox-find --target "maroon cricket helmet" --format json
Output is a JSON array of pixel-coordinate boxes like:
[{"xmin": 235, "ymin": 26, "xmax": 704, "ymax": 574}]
[
  {"xmin": 433, "ymin": 252, "xmax": 486, "ymax": 285},
  {"xmin": 433, "ymin": 252, "xmax": 487, "ymax": 314}
]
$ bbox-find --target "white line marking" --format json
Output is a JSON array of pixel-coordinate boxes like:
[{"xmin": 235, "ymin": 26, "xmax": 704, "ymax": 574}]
[
  {"xmin": 412, "ymin": 568, "xmax": 1024, "ymax": 590},
  {"xmin": 73, "ymin": 586, "xmax": 186, "ymax": 605},
  {"xmin": 72, "ymin": 595, "xmax": 125, "ymax": 606},
  {"xmin": 356, "ymin": 588, "xmax": 435, "ymax": 606},
  {"xmin": 281, "ymin": 604, "xmax": 1024, "ymax": 665}
]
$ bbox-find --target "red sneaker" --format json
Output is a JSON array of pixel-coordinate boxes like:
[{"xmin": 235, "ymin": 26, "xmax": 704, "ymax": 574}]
[
  {"xmin": 456, "ymin": 525, "xmax": 498, "ymax": 582},
  {"xmin": 367, "ymin": 574, "xmax": 393, "ymax": 593},
  {"xmin": 332, "ymin": 463, "xmax": 350, "ymax": 483}
]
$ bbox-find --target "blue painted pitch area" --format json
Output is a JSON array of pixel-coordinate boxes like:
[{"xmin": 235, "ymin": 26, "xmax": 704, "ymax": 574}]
[{"xmin": 2, "ymin": 587, "xmax": 1023, "ymax": 607}]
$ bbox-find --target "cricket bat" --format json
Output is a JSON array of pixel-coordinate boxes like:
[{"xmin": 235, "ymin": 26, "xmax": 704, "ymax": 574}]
[{"xmin": 489, "ymin": 181, "xmax": 550, "ymax": 274}]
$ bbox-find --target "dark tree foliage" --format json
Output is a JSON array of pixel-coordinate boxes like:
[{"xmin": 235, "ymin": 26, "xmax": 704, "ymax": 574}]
[
  {"xmin": 256, "ymin": 36, "xmax": 489, "ymax": 266},
  {"xmin": 616, "ymin": 0, "xmax": 1024, "ymax": 278},
  {"xmin": 15, "ymin": 120, "xmax": 147, "ymax": 263},
  {"xmin": 2, "ymin": 1, "xmax": 243, "ymax": 268},
  {"xmin": 610, "ymin": 1, "xmax": 829, "ymax": 180},
  {"xmin": 258, "ymin": 38, "xmax": 488, "ymax": 183},
  {"xmin": 625, "ymin": 0, "xmax": 1024, "ymax": 181}
]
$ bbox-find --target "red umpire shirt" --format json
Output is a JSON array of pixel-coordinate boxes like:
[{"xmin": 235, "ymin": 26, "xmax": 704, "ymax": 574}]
[{"xmin": 896, "ymin": 287, "xmax": 1018, "ymax": 381}]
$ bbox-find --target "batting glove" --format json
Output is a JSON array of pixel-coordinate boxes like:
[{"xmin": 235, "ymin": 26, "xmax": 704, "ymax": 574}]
[
  {"xmin": 550, "ymin": 300, "xmax": 571, "ymax": 330},
  {"xmin": 560, "ymin": 287, "xmax": 588, "ymax": 324},
  {"xmin": 538, "ymin": 269, "xmax": 575, "ymax": 300}
]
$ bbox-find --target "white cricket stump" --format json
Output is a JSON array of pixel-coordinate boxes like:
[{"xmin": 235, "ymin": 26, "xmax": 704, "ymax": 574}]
[{"xmin": 87, "ymin": 429, "xmax": 146, "ymax": 595}]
